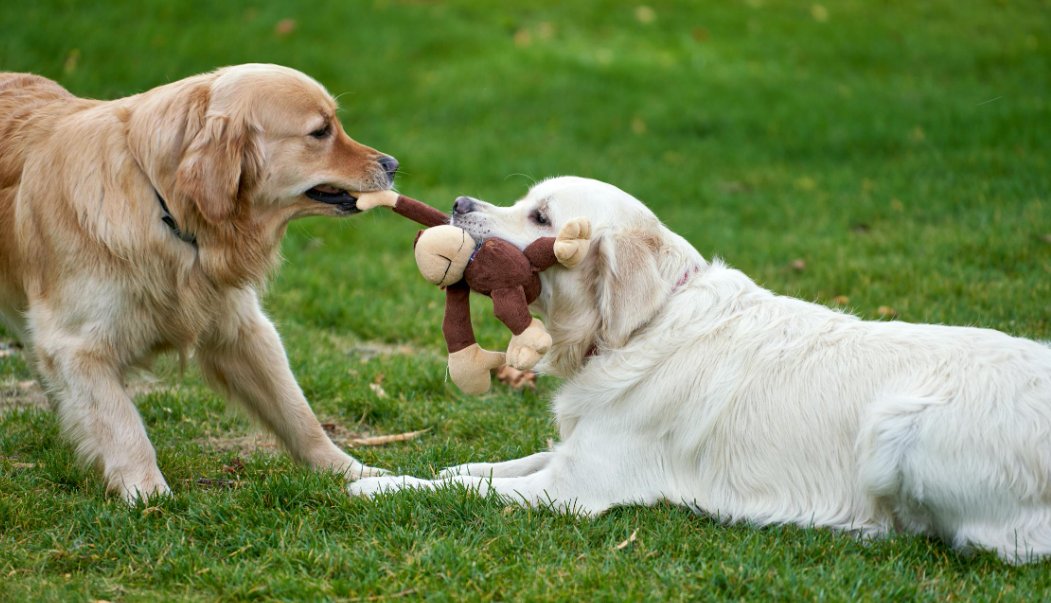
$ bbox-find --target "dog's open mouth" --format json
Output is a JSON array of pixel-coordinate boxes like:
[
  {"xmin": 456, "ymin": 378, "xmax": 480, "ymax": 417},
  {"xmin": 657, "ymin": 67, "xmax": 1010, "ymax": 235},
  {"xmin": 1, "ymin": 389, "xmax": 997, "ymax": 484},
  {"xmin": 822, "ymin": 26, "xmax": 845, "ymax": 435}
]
[{"xmin": 304, "ymin": 184, "xmax": 358, "ymax": 206}]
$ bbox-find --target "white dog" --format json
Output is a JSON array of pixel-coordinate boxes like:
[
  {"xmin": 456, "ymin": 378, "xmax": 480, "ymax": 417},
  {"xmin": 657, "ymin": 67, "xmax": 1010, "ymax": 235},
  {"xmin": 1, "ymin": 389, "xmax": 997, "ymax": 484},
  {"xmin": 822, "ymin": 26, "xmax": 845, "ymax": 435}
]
[{"xmin": 351, "ymin": 176, "xmax": 1051, "ymax": 564}]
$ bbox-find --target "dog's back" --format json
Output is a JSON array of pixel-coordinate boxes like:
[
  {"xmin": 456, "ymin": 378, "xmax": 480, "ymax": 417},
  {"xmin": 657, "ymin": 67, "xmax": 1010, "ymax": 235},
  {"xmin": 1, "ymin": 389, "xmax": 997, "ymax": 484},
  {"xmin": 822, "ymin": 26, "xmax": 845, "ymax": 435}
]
[
  {"xmin": 0, "ymin": 73, "xmax": 77, "ymax": 182},
  {"xmin": 0, "ymin": 73, "xmax": 88, "ymax": 337}
]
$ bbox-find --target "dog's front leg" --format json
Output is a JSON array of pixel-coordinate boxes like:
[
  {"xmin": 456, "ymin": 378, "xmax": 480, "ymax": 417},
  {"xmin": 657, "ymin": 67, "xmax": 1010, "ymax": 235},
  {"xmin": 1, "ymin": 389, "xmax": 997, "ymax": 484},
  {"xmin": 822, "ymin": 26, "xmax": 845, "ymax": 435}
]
[
  {"xmin": 352, "ymin": 429, "xmax": 663, "ymax": 515},
  {"xmin": 196, "ymin": 290, "xmax": 385, "ymax": 481},
  {"xmin": 437, "ymin": 451, "xmax": 555, "ymax": 478},
  {"xmin": 349, "ymin": 468, "xmax": 612, "ymax": 515}
]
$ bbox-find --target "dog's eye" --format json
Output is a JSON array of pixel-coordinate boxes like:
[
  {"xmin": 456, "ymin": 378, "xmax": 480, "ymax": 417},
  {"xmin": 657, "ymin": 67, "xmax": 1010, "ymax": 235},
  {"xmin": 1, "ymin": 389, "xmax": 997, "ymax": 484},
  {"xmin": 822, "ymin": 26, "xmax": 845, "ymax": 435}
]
[
  {"xmin": 309, "ymin": 124, "xmax": 332, "ymax": 139},
  {"xmin": 531, "ymin": 210, "xmax": 549, "ymax": 226}
]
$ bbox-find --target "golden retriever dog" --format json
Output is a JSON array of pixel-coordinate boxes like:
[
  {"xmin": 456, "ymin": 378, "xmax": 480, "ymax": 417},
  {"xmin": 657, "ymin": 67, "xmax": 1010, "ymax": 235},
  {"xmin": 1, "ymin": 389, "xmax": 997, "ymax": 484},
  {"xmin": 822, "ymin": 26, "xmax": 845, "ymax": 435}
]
[
  {"xmin": 0, "ymin": 64, "xmax": 397, "ymax": 501},
  {"xmin": 351, "ymin": 176, "xmax": 1051, "ymax": 564}
]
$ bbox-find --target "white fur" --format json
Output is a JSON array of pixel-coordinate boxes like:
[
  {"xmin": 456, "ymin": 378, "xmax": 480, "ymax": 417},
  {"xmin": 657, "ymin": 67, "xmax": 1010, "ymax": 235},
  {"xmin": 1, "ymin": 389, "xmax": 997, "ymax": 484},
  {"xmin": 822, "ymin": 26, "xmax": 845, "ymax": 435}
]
[{"xmin": 350, "ymin": 176, "xmax": 1051, "ymax": 564}]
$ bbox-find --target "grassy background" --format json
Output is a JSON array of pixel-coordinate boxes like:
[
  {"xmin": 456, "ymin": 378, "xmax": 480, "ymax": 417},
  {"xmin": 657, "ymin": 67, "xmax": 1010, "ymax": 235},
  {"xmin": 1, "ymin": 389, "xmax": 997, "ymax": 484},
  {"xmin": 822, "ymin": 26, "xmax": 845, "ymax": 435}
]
[{"xmin": 2, "ymin": 0, "xmax": 1050, "ymax": 599}]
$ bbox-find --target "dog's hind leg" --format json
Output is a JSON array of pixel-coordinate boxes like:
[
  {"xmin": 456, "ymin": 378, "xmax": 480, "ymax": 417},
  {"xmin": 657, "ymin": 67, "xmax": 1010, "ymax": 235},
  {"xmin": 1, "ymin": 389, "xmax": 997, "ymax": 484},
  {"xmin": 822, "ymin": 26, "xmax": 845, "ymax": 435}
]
[
  {"xmin": 949, "ymin": 509, "xmax": 1051, "ymax": 564},
  {"xmin": 32, "ymin": 324, "xmax": 169, "ymax": 501}
]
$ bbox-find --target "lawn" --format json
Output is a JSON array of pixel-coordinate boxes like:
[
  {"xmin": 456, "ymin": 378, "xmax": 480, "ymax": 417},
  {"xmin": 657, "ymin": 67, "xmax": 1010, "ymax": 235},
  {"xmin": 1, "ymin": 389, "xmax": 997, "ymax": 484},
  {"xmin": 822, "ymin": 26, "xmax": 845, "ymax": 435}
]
[{"xmin": 1, "ymin": 0, "xmax": 1050, "ymax": 600}]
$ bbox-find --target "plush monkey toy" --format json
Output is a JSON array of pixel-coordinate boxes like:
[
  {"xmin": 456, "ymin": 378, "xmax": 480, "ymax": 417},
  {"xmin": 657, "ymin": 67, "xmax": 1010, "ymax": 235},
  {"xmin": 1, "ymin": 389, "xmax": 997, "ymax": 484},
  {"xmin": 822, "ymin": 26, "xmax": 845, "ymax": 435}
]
[{"xmin": 356, "ymin": 190, "xmax": 590, "ymax": 394}]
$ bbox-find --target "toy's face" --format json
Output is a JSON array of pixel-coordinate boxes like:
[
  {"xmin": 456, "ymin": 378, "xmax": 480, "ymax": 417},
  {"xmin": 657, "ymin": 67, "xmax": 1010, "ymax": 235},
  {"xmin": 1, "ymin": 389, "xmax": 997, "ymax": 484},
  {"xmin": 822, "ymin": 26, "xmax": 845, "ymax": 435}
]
[
  {"xmin": 449, "ymin": 176, "xmax": 646, "ymax": 250},
  {"xmin": 450, "ymin": 176, "xmax": 678, "ymax": 378},
  {"xmin": 414, "ymin": 225, "xmax": 475, "ymax": 287}
]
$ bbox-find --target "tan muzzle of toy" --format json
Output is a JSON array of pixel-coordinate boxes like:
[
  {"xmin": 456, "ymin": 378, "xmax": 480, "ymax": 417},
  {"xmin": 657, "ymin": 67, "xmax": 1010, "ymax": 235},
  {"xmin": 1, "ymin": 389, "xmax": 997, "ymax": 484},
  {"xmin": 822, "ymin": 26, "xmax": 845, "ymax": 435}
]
[{"xmin": 414, "ymin": 225, "xmax": 475, "ymax": 288}]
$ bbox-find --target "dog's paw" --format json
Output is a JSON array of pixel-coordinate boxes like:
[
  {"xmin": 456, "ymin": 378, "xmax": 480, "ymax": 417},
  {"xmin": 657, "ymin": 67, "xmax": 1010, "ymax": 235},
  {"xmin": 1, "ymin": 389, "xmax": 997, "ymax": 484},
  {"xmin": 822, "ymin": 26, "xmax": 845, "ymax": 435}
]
[
  {"xmin": 347, "ymin": 475, "xmax": 433, "ymax": 498},
  {"xmin": 110, "ymin": 469, "xmax": 172, "ymax": 504},
  {"xmin": 554, "ymin": 217, "xmax": 592, "ymax": 268},
  {"xmin": 346, "ymin": 463, "xmax": 391, "ymax": 480}
]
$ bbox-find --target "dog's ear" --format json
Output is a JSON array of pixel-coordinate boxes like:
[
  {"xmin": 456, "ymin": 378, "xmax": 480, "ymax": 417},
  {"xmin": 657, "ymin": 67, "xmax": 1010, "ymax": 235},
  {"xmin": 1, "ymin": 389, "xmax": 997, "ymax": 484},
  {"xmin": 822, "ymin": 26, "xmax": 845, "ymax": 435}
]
[
  {"xmin": 174, "ymin": 90, "xmax": 264, "ymax": 224},
  {"xmin": 590, "ymin": 222, "xmax": 672, "ymax": 349}
]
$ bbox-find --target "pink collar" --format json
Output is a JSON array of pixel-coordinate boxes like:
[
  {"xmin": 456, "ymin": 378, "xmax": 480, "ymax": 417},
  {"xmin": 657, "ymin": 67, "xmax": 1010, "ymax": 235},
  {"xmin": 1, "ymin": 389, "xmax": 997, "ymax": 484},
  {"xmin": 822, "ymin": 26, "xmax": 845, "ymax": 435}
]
[{"xmin": 673, "ymin": 264, "xmax": 702, "ymax": 292}]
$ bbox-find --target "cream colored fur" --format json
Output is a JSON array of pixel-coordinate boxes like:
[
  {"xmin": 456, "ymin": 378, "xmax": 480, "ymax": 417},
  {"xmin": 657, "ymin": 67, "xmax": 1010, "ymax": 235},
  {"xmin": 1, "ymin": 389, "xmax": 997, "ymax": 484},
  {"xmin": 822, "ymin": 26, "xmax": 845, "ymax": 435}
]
[{"xmin": 351, "ymin": 176, "xmax": 1051, "ymax": 564}]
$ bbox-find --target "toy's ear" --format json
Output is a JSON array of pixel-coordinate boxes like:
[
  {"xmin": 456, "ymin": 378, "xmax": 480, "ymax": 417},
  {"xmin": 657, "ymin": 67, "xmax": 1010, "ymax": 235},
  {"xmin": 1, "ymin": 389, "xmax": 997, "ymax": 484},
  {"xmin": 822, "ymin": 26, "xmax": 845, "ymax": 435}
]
[{"xmin": 414, "ymin": 225, "xmax": 475, "ymax": 287}]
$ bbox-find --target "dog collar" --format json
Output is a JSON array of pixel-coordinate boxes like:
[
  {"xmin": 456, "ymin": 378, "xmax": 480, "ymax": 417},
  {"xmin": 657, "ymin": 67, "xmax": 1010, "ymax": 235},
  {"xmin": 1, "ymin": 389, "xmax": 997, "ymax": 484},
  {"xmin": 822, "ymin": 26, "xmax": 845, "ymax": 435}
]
[
  {"xmin": 673, "ymin": 264, "xmax": 702, "ymax": 292},
  {"xmin": 154, "ymin": 189, "xmax": 197, "ymax": 248},
  {"xmin": 467, "ymin": 240, "xmax": 484, "ymax": 264}
]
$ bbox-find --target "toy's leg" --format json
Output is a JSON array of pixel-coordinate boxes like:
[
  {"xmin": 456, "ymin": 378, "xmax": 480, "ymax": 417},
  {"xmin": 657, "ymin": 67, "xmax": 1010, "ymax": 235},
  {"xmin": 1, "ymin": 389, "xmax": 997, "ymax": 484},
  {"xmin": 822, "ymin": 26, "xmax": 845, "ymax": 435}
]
[
  {"xmin": 443, "ymin": 282, "xmax": 476, "ymax": 353},
  {"xmin": 447, "ymin": 344, "xmax": 505, "ymax": 395},
  {"xmin": 444, "ymin": 283, "xmax": 505, "ymax": 394}
]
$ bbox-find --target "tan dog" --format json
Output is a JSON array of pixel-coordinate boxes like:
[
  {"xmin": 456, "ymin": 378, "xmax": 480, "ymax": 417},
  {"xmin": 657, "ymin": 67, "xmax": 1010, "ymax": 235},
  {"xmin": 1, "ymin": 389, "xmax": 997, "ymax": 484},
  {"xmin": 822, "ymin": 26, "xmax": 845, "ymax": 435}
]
[{"xmin": 0, "ymin": 64, "xmax": 395, "ymax": 501}]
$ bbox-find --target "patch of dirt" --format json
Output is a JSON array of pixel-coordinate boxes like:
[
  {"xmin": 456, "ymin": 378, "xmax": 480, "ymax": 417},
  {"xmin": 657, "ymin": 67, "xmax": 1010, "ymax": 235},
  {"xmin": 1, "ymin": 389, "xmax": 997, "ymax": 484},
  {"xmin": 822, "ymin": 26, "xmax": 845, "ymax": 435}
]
[
  {"xmin": 324, "ymin": 332, "xmax": 432, "ymax": 363},
  {"xmin": 195, "ymin": 432, "xmax": 283, "ymax": 455},
  {"xmin": 0, "ymin": 373, "xmax": 165, "ymax": 415},
  {"xmin": 195, "ymin": 421, "xmax": 428, "ymax": 457},
  {"xmin": 0, "ymin": 378, "xmax": 48, "ymax": 413},
  {"xmin": 346, "ymin": 341, "xmax": 420, "ymax": 361},
  {"xmin": 0, "ymin": 341, "xmax": 42, "ymax": 413},
  {"xmin": 0, "ymin": 457, "xmax": 37, "ymax": 470}
]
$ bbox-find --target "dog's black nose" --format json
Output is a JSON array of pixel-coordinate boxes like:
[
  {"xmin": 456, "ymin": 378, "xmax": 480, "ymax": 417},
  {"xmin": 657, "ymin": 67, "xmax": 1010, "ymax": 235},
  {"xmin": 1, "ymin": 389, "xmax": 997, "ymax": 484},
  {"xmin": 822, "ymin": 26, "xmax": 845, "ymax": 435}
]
[
  {"xmin": 453, "ymin": 196, "xmax": 476, "ymax": 215},
  {"xmin": 379, "ymin": 155, "xmax": 399, "ymax": 180}
]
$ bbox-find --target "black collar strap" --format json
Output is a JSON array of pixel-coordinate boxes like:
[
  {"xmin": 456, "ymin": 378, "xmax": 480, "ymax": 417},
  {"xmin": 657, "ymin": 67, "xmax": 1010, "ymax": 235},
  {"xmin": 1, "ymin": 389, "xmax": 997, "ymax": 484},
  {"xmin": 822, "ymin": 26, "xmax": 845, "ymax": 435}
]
[{"xmin": 155, "ymin": 189, "xmax": 197, "ymax": 248}]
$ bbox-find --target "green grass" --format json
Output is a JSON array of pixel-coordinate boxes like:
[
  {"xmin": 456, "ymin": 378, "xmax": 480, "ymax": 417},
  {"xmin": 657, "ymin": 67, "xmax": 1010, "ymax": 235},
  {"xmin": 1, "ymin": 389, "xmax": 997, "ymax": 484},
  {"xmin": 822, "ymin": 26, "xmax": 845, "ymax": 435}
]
[{"xmin": 2, "ymin": 0, "xmax": 1050, "ymax": 599}]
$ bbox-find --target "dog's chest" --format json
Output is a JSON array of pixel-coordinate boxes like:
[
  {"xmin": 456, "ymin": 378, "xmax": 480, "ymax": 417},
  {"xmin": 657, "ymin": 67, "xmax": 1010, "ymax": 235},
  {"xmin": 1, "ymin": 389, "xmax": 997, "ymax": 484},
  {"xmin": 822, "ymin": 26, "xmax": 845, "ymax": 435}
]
[{"xmin": 109, "ymin": 264, "xmax": 227, "ymax": 353}]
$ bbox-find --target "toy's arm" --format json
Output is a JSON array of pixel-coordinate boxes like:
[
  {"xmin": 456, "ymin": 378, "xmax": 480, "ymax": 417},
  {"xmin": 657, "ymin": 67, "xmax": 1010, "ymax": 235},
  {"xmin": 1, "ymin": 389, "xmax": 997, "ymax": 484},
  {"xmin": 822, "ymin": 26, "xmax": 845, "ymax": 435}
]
[
  {"xmin": 523, "ymin": 238, "xmax": 558, "ymax": 272},
  {"xmin": 524, "ymin": 217, "xmax": 593, "ymax": 271},
  {"xmin": 491, "ymin": 286, "xmax": 533, "ymax": 335},
  {"xmin": 355, "ymin": 191, "xmax": 449, "ymax": 228},
  {"xmin": 393, "ymin": 195, "xmax": 450, "ymax": 228},
  {"xmin": 493, "ymin": 286, "xmax": 552, "ymax": 370}
]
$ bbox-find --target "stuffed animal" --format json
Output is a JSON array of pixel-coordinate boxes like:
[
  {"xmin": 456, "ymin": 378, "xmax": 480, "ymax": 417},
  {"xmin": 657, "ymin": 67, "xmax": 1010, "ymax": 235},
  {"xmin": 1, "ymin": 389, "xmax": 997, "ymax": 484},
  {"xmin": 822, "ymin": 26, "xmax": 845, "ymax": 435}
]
[{"xmin": 356, "ymin": 190, "xmax": 591, "ymax": 394}]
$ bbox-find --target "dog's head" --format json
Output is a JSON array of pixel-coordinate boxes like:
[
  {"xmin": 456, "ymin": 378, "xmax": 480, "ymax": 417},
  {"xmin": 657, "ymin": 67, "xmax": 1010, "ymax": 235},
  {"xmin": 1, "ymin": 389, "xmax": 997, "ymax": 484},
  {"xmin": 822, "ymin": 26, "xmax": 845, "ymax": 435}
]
[
  {"xmin": 131, "ymin": 63, "xmax": 397, "ymax": 230},
  {"xmin": 452, "ymin": 176, "xmax": 703, "ymax": 378}
]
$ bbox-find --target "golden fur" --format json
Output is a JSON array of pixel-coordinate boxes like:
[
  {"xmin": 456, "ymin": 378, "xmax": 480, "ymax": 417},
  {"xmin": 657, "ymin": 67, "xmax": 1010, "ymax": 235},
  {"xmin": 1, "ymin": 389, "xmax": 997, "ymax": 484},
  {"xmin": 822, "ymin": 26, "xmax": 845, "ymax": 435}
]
[{"xmin": 0, "ymin": 64, "xmax": 393, "ymax": 500}]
